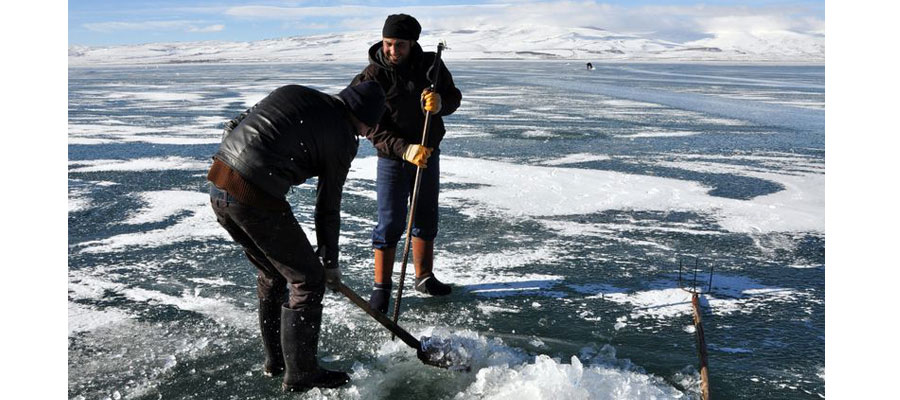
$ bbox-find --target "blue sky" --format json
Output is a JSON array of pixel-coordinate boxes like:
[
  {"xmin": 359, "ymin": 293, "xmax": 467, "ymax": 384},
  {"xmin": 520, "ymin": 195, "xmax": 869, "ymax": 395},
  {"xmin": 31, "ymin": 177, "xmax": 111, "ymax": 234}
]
[{"xmin": 69, "ymin": 0, "xmax": 825, "ymax": 46}]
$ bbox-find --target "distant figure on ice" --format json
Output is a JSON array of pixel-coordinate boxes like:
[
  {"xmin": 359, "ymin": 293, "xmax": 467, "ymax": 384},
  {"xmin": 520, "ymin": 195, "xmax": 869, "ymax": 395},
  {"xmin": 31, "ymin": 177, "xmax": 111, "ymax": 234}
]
[
  {"xmin": 351, "ymin": 14, "xmax": 463, "ymax": 314},
  {"xmin": 207, "ymin": 82, "xmax": 385, "ymax": 392},
  {"xmin": 586, "ymin": 62, "xmax": 594, "ymax": 70}
]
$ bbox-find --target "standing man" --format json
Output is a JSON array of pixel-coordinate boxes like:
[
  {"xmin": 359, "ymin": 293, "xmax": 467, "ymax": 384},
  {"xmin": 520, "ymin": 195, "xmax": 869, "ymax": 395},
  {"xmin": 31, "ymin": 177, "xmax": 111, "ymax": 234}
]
[
  {"xmin": 208, "ymin": 82, "xmax": 385, "ymax": 391},
  {"xmin": 351, "ymin": 14, "xmax": 462, "ymax": 314}
]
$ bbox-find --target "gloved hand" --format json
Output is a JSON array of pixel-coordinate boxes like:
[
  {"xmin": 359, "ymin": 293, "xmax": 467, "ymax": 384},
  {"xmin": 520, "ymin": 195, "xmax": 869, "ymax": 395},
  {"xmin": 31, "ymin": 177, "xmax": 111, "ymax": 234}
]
[
  {"xmin": 402, "ymin": 144, "xmax": 432, "ymax": 168},
  {"xmin": 318, "ymin": 246, "xmax": 342, "ymax": 291},
  {"xmin": 421, "ymin": 89, "xmax": 442, "ymax": 114},
  {"xmin": 324, "ymin": 263, "xmax": 341, "ymax": 292}
]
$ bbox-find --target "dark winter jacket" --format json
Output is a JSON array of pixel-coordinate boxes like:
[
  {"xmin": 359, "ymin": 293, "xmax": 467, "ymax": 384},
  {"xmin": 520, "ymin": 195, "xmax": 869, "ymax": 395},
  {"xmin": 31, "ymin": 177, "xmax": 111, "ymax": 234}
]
[
  {"xmin": 213, "ymin": 84, "xmax": 358, "ymax": 263},
  {"xmin": 351, "ymin": 42, "xmax": 461, "ymax": 159}
]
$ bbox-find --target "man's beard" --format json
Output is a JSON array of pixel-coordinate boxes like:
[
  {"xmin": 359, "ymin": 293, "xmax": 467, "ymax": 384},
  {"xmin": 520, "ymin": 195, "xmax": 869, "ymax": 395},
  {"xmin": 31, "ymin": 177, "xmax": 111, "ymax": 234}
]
[{"xmin": 389, "ymin": 55, "xmax": 405, "ymax": 65}]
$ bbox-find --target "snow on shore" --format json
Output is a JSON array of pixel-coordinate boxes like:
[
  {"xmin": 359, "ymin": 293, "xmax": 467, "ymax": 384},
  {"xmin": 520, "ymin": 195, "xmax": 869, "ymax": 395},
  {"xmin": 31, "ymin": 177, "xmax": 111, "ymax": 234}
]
[{"xmin": 70, "ymin": 25, "xmax": 823, "ymax": 66}]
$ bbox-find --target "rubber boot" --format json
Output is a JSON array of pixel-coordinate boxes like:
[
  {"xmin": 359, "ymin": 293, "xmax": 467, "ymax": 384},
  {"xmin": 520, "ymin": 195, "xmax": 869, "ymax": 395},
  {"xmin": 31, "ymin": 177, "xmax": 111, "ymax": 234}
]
[
  {"xmin": 259, "ymin": 299, "xmax": 284, "ymax": 377},
  {"xmin": 280, "ymin": 305, "xmax": 350, "ymax": 392},
  {"xmin": 412, "ymin": 238, "xmax": 451, "ymax": 296},
  {"xmin": 368, "ymin": 247, "xmax": 395, "ymax": 314}
]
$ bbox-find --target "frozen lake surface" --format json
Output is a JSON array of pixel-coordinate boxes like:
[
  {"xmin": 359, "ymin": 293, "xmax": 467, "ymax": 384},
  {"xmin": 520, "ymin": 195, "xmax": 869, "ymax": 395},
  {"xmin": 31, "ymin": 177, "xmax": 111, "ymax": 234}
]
[{"xmin": 68, "ymin": 61, "xmax": 824, "ymax": 399}]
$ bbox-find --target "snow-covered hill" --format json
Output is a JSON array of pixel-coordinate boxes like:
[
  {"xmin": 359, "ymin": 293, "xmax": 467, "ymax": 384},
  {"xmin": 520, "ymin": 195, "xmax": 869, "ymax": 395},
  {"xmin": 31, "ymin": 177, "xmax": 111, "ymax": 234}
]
[{"xmin": 68, "ymin": 24, "xmax": 824, "ymax": 66}]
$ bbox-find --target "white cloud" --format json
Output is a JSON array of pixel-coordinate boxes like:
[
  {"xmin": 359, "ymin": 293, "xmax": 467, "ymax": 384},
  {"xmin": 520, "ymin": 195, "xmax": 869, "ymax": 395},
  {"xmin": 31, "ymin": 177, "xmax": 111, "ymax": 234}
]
[
  {"xmin": 224, "ymin": 5, "xmax": 379, "ymax": 19},
  {"xmin": 188, "ymin": 24, "xmax": 225, "ymax": 33},
  {"xmin": 224, "ymin": 4, "xmax": 508, "ymax": 20},
  {"xmin": 281, "ymin": 21, "xmax": 331, "ymax": 31},
  {"xmin": 84, "ymin": 20, "xmax": 224, "ymax": 34}
]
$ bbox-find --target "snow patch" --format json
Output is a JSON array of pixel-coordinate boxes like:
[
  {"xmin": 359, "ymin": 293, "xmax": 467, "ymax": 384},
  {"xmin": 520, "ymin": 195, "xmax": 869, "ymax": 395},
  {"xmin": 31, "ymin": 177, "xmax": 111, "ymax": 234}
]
[
  {"xmin": 68, "ymin": 302, "xmax": 132, "ymax": 336},
  {"xmin": 351, "ymin": 154, "xmax": 822, "ymax": 234},
  {"xmin": 521, "ymin": 129, "xmax": 556, "ymax": 138},
  {"xmin": 582, "ymin": 274, "xmax": 801, "ymax": 320},
  {"xmin": 69, "ymin": 194, "xmax": 91, "ymax": 213},
  {"xmin": 103, "ymin": 91, "xmax": 203, "ymax": 102},
  {"xmin": 69, "ymin": 157, "xmax": 208, "ymax": 173},
  {"xmin": 187, "ymin": 277, "xmax": 236, "ymax": 287},
  {"xmin": 75, "ymin": 190, "xmax": 228, "ymax": 253},
  {"xmin": 477, "ymin": 304, "xmax": 521, "ymax": 315},
  {"xmin": 541, "ymin": 153, "xmax": 612, "ymax": 166},
  {"xmin": 627, "ymin": 130, "xmax": 702, "ymax": 138},
  {"xmin": 787, "ymin": 264, "xmax": 823, "ymax": 269},
  {"xmin": 122, "ymin": 287, "xmax": 254, "ymax": 331},
  {"xmin": 68, "ymin": 123, "xmax": 222, "ymax": 145},
  {"xmin": 123, "ymin": 190, "xmax": 210, "ymax": 225},
  {"xmin": 427, "ymin": 247, "xmax": 566, "ymax": 298}
]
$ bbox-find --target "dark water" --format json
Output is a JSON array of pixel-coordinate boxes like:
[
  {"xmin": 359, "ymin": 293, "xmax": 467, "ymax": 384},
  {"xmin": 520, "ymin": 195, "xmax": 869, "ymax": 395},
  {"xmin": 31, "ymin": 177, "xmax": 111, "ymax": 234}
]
[{"xmin": 69, "ymin": 61, "xmax": 824, "ymax": 399}]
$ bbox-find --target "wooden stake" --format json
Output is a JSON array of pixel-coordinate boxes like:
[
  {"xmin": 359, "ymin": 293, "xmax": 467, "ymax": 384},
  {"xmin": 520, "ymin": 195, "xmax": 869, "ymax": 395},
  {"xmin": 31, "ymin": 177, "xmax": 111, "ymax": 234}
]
[{"xmin": 691, "ymin": 293, "xmax": 711, "ymax": 400}]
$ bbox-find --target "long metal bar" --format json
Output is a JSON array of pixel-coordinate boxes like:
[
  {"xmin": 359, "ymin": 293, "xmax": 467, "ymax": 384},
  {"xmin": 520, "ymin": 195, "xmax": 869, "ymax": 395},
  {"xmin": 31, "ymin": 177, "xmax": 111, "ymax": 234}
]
[
  {"xmin": 336, "ymin": 283, "xmax": 421, "ymax": 350},
  {"xmin": 390, "ymin": 42, "xmax": 445, "ymax": 338}
]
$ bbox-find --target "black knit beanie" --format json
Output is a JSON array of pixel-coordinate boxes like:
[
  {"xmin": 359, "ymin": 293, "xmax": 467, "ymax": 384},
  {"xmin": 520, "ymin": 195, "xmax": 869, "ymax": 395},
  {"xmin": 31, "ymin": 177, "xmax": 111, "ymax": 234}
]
[
  {"xmin": 338, "ymin": 81, "xmax": 386, "ymax": 127},
  {"xmin": 382, "ymin": 14, "xmax": 421, "ymax": 40}
]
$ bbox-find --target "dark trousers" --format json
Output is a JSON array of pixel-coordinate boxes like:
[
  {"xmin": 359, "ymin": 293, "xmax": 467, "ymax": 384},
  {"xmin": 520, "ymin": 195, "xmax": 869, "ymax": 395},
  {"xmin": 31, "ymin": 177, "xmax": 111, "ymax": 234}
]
[
  {"xmin": 210, "ymin": 185, "xmax": 325, "ymax": 309},
  {"xmin": 371, "ymin": 150, "xmax": 440, "ymax": 249}
]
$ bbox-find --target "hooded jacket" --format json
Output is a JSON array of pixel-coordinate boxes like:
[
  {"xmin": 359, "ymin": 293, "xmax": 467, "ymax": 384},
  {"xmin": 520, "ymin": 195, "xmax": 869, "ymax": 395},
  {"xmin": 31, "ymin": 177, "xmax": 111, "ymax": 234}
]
[
  {"xmin": 213, "ymin": 84, "xmax": 358, "ymax": 263},
  {"xmin": 351, "ymin": 42, "xmax": 462, "ymax": 159}
]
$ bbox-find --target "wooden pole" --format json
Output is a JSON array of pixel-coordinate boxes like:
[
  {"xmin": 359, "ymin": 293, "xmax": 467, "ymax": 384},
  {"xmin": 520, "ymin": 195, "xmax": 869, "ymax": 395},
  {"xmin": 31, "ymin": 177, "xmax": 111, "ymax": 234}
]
[{"xmin": 691, "ymin": 293, "xmax": 711, "ymax": 400}]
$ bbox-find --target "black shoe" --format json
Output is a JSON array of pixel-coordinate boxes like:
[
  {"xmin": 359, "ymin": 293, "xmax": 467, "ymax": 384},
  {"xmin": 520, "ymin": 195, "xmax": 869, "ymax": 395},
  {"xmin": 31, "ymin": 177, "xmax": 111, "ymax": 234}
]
[
  {"xmin": 259, "ymin": 299, "xmax": 284, "ymax": 377},
  {"xmin": 280, "ymin": 305, "xmax": 350, "ymax": 392},
  {"xmin": 367, "ymin": 282, "xmax": 392, "ymax": 314},
  {"xmin": 415, "ymin": 274, "xmax": 452, "ymax": 296},
  {"xmin": 282, "ymin": 369, "xmax": 350, "ymax": 392}
]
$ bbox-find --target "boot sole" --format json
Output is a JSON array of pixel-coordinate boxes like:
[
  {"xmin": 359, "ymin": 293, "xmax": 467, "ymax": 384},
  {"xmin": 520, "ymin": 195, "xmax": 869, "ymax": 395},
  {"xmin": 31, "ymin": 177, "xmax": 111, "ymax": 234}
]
[
  {"xmin": 282, "ymin": 379, "xmax": 350, "ymax": 392},
  {"xmin": 415, "ymin": 286, "xmax": 452, "ymax": 296}
]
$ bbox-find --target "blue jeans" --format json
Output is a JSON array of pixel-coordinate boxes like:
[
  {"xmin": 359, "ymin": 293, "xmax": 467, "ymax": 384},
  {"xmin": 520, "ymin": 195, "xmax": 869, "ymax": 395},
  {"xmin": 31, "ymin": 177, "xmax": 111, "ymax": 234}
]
[{"xmin": 372, "ymin": 150, "xmax": 440, "ymax": 249}]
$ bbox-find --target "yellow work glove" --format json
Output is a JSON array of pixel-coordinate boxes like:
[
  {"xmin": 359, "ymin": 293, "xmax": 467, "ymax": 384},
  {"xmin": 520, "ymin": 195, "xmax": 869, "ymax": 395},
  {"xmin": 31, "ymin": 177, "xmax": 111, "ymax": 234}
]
[
  {"xmin": 421, "ymin": 89, "xmax": 442, "ymax": 114},
  {"xmin": 402, "ymin": 144, "xmax": 433, "ymax": 168}
]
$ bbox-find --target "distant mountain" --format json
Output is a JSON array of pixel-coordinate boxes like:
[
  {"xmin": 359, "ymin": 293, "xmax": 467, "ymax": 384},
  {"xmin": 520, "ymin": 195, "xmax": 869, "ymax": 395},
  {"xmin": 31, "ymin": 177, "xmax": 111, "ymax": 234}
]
[{"xmin": 68, "ymin": 24, "xmax": 824, "ymax": 66}]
